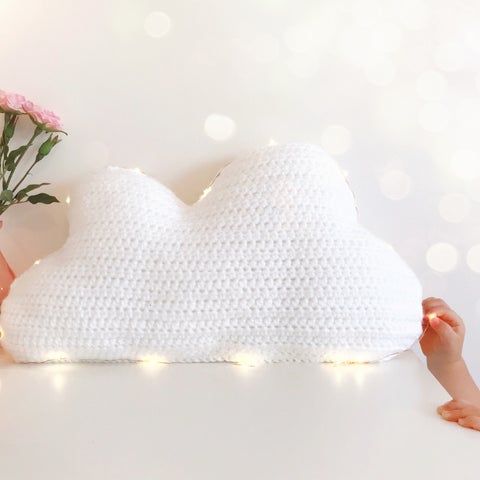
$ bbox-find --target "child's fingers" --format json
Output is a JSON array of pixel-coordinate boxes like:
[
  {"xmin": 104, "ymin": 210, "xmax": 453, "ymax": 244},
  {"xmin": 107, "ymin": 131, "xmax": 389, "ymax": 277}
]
[
  {"xmin": 440, "ymin": 407, "xmax": 479, "ymax": 422},
  {"xmin": 428, "ymin": 316, "xmax": 456, "ymax": 342},
  {"xmin": 422, "ymin": 297, "xmax": 449, "ymax": 311},
  {"xmin": 437, "ymin": 399, "xmax": 469, "ymax": 414},
  {"xmin": 423, "ymin": 306, "xmax": 463, "ymax": 329},
  {"xmin": 458, "ymin": 416, "xmax": 480, "ymax": 431}
]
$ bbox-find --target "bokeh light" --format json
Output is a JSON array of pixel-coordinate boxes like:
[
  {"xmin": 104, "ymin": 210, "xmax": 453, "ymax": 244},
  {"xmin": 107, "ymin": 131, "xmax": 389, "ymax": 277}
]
[
  {"xmin": 320, "ymin": 125, "xmax": 351, "ymax": 155},
  {"xmin": 379, "ymin": 170, "xmax": 412, "ymax": 200},
  {"xmin": 438, "ymin": 193, "xmax": 471, "ymax": 223},
  {"xmin": 204, "ymin": 114, "xmax": 236, "ymax": 141},
  {"xmin": 426, "ymin": 242, "xmax": 459, "ymax": 273},
  {"xmin": 418, "ymin": 102, "xmax": 449, "ymax": 132},
  {"xmin": 467, "ymin": 245, "xmax": 480, "ymax": 273},
  {"xmin": 370, "ymin": 22, "xmax": 403, "ymax": 53},
  {"xmin": 416, "ymin": 70, "xmax": 447, "ymax": 101},
  {"xmin": 144, "ymin": 11, "xmax": 171, "ymax": 38}
]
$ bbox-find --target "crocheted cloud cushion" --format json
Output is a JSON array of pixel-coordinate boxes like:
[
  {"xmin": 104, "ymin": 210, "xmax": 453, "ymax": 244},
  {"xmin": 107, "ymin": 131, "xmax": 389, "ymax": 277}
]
[{"xmin": 0, "ymin": 143, "xmax": 422, "ymax": 363}]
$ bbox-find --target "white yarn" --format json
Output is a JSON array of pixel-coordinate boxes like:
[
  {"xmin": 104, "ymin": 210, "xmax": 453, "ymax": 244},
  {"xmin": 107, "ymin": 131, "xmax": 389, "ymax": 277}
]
[{"xmin": 0, "ymin": 143, "xmax": 422, "ymax": 363}]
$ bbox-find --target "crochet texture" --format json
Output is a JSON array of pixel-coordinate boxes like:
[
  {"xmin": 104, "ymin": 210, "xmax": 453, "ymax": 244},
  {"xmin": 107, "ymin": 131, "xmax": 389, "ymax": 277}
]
[{"xmin": 0, "ymin": 143, "xmax": 422, "ymax": 363}]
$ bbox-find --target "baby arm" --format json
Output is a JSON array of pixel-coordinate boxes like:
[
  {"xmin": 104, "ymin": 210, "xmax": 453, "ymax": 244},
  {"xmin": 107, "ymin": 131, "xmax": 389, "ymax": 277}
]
[{"xmin": 421, "ymin": 297, "xmax": 480, "ymax": 430}]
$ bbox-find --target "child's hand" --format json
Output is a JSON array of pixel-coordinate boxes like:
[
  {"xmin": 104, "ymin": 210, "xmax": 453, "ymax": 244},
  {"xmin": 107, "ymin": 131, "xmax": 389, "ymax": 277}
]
[
  {"xmin": 437, "ymin": 399, "xmax": 480, "ymax": 431},
  {"xmin": 420, "ymin": 297, "xmax": 465, "ymax": 367}
]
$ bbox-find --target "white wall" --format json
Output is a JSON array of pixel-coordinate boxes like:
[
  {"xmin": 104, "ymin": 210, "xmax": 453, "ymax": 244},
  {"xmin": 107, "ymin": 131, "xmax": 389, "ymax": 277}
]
[{"xmin": 1, "ymin": 0, "xmax": 479, "ymax": 379}]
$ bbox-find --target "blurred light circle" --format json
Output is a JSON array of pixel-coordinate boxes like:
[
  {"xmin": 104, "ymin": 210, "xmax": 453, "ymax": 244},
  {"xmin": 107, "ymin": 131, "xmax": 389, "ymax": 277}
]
[
  {"xmin": 144, "ymin": 11, "xmax": 171, "ymax": 38},
  {"xmin": 394, "ymin": 0, "xmax": 429, "ymax": 30},
  {"xmin": 426, "ymin": 242, "xmax": 459, "ymax": 273},
  {"xmin": 252, "ymin": 34, "xmax": 280, "ymax": 63},
  {"xmin": 434, "ymin": 42, "xmax": 466, "ymax": 72},
  {"xmin": 418, "ymin": 102, "xmax": 449, "ymax": 132},
  {"xmin": 364, "ymin": 57, "xmax": 396, "ymax": 86},
  {"xmin": 320, "ymin": 125, "xmax": 351, "ymax": 155},
  {"xmin": 451, "ymin": 149, "xmax": 480, "ymax": 180},
  {"xmin": 283, "ymin": 24, "xmax": 314, "ymax": 53},
  {"xmin": 467, "ymin": 245, "xmax": 480, "ymax": 273},
  {"xmin": 416, "ymin": 70, "xmax": 447, "ymax": 101},
  {"xmin": 204, "ymin": 114, "xmax": 236, "ymax": 141},
  {"xmin": 379, "ymin": 170, "xmax": 411, "ymax": 200},
  {"xmin": 370, "ymin": 22, "xmax": 403, "ymax": 53},
  {"xmin": 438, "ymin": 193, "xmax": 471, "ymax": 223}
]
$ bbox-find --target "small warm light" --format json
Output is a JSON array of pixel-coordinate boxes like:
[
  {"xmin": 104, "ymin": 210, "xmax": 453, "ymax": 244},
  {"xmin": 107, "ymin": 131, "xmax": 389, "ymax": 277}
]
[
  {"xmin": 65, "ymin": 195, "xmax": 71, "ymax": 204},
  {"xmin": 320, "ymin": 125, "xmax": 351, "ymax": 156},
  {"xmin": 0, "ymin": 326, "xmax": 4, "ymax": 340},
  {"xmin": 466, "ymin": 245, "xmax": 480, "ymax": 273},
  {"xmin": 426, "ymin": 242, "xmax": 459, "ymax": 273},
  {"xmin": 144, "ymin": 11, "xmax": 171, "ymax": 38},
  {"xmin": 139, "ymin": 355, "xmax": 168, "ymax": 371},
  {"xmin": 268, "ymin": 138, "xmax": 278, "ymax": 146},
  {"xmin": 131, "ymin": 167, "xmax": 142, "ymax": 174},
  {"xmin": 198, "ymin": 185, "xmax": 212, "ymax": 201},
  {"xmin": 426, "ymin": 312, "xmax": 437, "ymax": 321},
  {"xmin": 204, "ymin": 114, "xmax": 236, "ymax": 142},
  {"xmin": 232, "ymin": 352, "xmax": 264, "ymax": 367},
  {"xmin": 379, "ymin": 170, "xmax": 411, "ymax": 200},
  {"xmin": 34, "ymin": 259, "xmax": 41, "ymax": 265},
  {"xmin": 418, "ymin": 102, "xmax": 449, "ymax": 132}
]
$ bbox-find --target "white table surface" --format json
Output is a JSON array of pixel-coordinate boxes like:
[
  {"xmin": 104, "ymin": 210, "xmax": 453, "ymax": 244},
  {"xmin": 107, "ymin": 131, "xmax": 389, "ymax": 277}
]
[{"xmin": 0, "ymin": 349, "xmax": 477, "ymax": 479}]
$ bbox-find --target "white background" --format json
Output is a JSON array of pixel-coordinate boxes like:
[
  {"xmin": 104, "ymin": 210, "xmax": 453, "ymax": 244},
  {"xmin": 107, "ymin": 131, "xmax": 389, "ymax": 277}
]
[{"xmin": 1, "ymin": 0, "xmax": 479, "ymax": 379}]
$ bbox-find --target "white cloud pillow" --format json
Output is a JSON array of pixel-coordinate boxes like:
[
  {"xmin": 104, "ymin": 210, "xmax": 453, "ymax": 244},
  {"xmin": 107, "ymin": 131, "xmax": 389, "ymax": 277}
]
[{"xmin": 0, "ymin": 143, "xmax": 422, "ymax": 363}]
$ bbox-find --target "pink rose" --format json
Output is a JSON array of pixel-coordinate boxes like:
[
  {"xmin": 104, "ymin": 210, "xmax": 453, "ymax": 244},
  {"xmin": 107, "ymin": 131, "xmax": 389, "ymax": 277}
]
[
  {"xmin": 0, "ymin": 90, "xmax": 27, "ymax": 113},
  {"xmin": 23, "ymin": 101, "xmax": 63, "ymax": 131}
]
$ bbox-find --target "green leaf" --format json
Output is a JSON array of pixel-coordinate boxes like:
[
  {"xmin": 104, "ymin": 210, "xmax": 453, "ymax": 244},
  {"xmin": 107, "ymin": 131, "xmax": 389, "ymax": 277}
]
[
  {"xmin": 5, "ymin": 145, "xmax": 27, "ymax": 170},
  {"xmin": 27, "ymin": 193, "xmax": 59, "ymax": 205},
  {"xmin": 0, "ymin": 190, "xmax": 14, "ymax": 202},
  {"xmin": 4, "ymin": 121, "xmax": 15, "ymax": 140},
  {"xmin": 15, "ymin": 183, "xmax": 50, "ymax": 201}
]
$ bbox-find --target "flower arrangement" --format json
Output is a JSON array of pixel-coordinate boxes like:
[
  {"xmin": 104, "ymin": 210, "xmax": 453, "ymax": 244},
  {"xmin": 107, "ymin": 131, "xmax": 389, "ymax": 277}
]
[{"xmin": 0, "ymin": 89, "xmax": 66, "ymax": 216}]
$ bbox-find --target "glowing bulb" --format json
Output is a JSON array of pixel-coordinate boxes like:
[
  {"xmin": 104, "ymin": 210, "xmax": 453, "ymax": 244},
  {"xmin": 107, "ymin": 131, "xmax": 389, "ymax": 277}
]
[
  {"xmin": 204, "ymin": 114, "xmax": 236, "ymax": 141},
  {"xmin": 466, "ymin": 245, "xmax": 480, "ymax": 273},
  {"xmin": 46, "ymin": 351, "xmax": 69, "ymax": 362},
  {"xmin": 320, "ymin": 125, "xmax": 351, "ymax": 155},
  {"xmin": 65, "ymin": 196, "xmax": 71, "ymax": 204},
  {"xmin": 426, "ymin": 242, "xmax": 458, "ymax": 273},
  {"xmin": 131, "ymin": 167, "xmax": 142, "ymax": 174},
  {"xmin": 268, "ymin": 138, "xmax": 278, "ymax": 146},
  {"xmin": 34, "ymin": 259, "xmax": 41, "ymax": 265},
  {"xmin": 0, "ymin": 326, "xmax": 4, "ymax": 339},
  {"xmin": 232, "ymin": 352, "xmax": 264, "ymax": 367},
  {"xmin": 139, "ymin": 355, "xmax": 168, "ymax": 372},
  {"xmin": 144, "ymin": 11, "xmax": 171, "ymax": 38},
  {"xmin": 379, "ymin": 170, "xmax": 411, "ymax": 200},
  {"xmin": 426, "ymin": 312, "xmax": 437, "ymax": 321}
]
